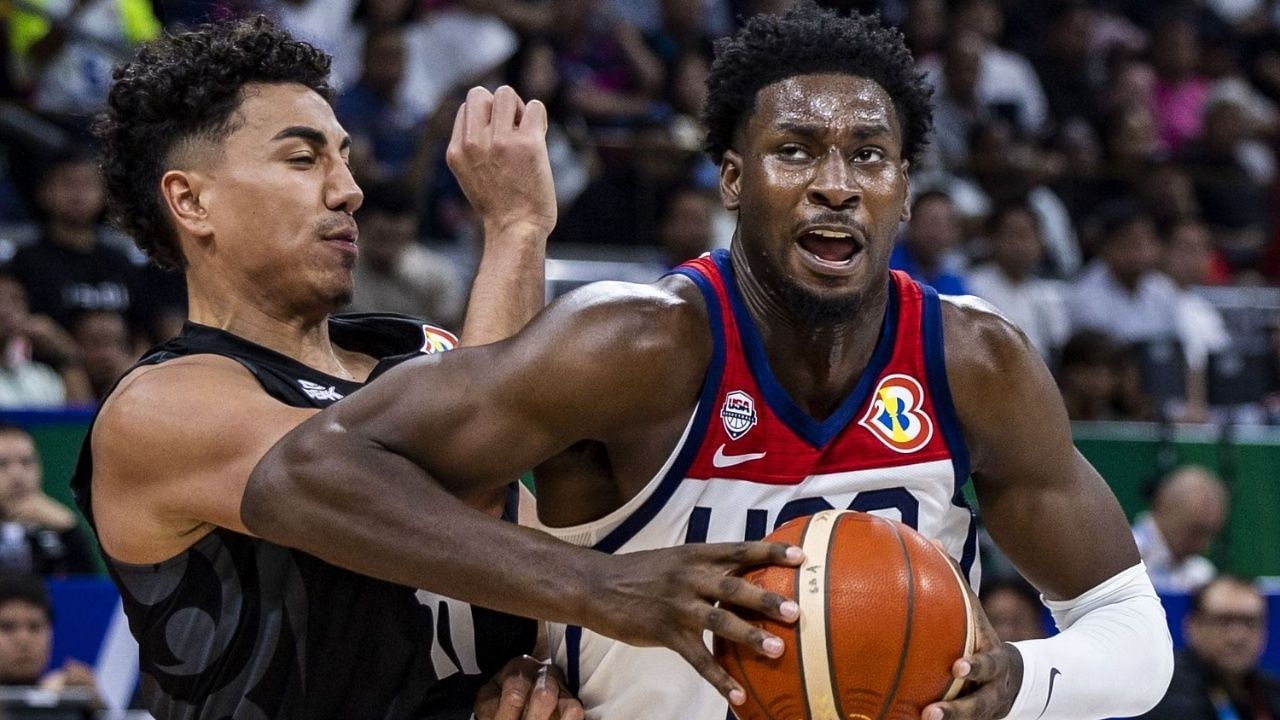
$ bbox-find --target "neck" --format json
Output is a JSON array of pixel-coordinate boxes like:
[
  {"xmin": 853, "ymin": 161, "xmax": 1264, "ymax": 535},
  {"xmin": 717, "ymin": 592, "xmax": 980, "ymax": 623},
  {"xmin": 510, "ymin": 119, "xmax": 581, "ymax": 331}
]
[
  {"xmin": 184, "ymin": 267, "xmax": 357, "ymax": 380},
  {"xmin": 47, "ymin": 222, "xmax": 96, "ymax": 252},
  {"xmin": 997, "ymin": 262, "xmax": 1028, "ymax": 284},
  {"xmin": 730, "ymin": 242, "xmax": 888, "ymax": 420}
]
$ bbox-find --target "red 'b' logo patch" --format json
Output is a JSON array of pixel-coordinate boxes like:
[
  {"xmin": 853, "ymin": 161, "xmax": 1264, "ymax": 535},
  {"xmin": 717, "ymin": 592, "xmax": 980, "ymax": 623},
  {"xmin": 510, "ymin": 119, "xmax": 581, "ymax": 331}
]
[{"xmin": 858, "ymin": 374, "xmax": 933, "ymax": 453}]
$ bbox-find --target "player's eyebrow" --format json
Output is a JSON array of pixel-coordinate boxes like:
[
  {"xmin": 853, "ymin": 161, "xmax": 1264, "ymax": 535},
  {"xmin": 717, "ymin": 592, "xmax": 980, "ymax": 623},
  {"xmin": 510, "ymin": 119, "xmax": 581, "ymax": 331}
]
[
  {"xmin": 272, "ymin": 125, "xmax": 352, "ymax": 152},
  {"xmin": 776, "ymin": 121, "xmax": 893, "ymax": 140}
]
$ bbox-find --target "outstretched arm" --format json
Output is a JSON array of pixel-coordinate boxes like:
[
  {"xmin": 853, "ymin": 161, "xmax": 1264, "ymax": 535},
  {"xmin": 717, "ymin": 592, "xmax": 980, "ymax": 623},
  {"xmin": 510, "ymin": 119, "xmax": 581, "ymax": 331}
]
[
  {"xmin": 243, "ymin": 281, "xmax": 803, "ymax": 704},
  {"xmin": 922, "ymin": 299, "xmax": 1172, "ymax": 720}
]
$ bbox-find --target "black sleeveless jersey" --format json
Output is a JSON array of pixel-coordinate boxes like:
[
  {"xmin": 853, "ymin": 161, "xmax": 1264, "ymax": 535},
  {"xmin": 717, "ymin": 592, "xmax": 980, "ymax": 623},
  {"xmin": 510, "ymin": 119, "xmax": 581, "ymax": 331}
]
[{"xmin": 70, "ymin": 314, "xmax": 536, "ymax": 720}]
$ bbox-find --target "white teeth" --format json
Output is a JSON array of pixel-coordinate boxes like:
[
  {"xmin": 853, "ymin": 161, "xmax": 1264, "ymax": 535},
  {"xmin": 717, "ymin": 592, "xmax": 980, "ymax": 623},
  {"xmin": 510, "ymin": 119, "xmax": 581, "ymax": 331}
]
[{"xmin": 810, "ymin": 229, "xmax": 851, "ymax": 238}]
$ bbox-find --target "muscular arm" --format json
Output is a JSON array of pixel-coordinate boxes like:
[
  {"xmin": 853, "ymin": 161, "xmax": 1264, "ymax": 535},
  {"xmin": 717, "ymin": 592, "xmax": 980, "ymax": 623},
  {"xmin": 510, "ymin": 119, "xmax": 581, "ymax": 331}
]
[
  {"xmin": 944, "ymin": 300, "xmax": 1138, "ymax": 598},
  {"xmin": 926, "ymin": 298, "xmax": 1171, "ymax": 720}
]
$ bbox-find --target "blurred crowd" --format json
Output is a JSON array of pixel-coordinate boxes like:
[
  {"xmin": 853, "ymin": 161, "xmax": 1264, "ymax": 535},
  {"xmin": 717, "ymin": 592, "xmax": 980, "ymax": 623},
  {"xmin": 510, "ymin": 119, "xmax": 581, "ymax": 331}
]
[{"xmin": 0, "ymin": 0, "xmax": 1273, "ymax": 422}]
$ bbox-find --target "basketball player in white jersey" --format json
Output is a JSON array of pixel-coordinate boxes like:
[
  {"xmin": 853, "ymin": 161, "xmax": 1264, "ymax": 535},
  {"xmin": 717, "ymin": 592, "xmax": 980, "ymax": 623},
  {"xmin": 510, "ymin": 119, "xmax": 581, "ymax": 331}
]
[{"xmin": 249, "ymin": 4, "xmax": 1173, "ymax": 719}]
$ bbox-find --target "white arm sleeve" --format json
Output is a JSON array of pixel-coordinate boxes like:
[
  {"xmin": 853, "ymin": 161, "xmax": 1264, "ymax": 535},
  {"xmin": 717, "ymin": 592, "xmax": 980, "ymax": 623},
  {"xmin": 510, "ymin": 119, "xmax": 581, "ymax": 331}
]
[{"xmin": 1001, "ymin": 562, "xmax": 1173, "ymax": 720}]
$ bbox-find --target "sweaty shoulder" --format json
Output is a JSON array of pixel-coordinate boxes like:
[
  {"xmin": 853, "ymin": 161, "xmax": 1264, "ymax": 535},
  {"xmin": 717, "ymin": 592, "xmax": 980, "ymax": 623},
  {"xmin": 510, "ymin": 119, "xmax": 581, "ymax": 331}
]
[
  {"xmin": 937, "ymin": 294, "xmax": 1068, "ymax": 475},
  {"xmin": 544, "ymin": 275, "xmax": 712, "ymax": 398}
]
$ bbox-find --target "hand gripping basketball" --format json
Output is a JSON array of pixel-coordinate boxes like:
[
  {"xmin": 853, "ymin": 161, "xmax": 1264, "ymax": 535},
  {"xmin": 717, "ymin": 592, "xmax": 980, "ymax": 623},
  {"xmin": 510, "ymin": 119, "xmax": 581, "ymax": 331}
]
[
  {"xmin": 587, "ymin": 541, "xmax": 804, "ymax": 706},
  {"xmin": 921, "ymin": 560, "xmax": 1025, "ymax": 720}
]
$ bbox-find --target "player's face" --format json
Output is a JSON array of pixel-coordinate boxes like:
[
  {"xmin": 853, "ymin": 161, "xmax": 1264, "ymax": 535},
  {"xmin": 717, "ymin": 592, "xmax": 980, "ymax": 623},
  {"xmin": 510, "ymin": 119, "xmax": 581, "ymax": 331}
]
[
  {"xmin": 0, "ymin": 601, "xmax": 51, "ymax": 684},
  {"xmin": 198, "ymin": 83, "xmax": 362, "ymax": 310},
  {"xmin": 1186, "ymin": 583, "xmax": 1267, "ymax": 677},
  {"xmin": 722, "ymin": 73, "xmax": 909, "ymax": 323}
]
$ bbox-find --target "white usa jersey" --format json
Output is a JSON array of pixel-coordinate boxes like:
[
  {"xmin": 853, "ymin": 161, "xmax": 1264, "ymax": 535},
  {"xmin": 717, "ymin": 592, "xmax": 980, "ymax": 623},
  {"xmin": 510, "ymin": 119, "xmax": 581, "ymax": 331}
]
[{"xmin": 540, "ymin": 251, "xmax": 978, "ymax": 719}]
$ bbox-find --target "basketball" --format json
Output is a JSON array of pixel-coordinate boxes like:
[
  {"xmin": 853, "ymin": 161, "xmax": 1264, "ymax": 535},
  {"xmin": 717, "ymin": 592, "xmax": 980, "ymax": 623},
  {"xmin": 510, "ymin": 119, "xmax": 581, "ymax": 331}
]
[{"xmin": 715, "ymin": 510, "xmax": 976, "ymax": 720}]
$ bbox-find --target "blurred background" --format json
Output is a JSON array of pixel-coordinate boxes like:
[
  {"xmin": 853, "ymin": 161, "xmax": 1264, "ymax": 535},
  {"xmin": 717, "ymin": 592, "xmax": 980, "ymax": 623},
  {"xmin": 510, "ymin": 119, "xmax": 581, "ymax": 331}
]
[{"xmin": 0, "ymin": 0, "xmax": 1277, "ymax": 716}]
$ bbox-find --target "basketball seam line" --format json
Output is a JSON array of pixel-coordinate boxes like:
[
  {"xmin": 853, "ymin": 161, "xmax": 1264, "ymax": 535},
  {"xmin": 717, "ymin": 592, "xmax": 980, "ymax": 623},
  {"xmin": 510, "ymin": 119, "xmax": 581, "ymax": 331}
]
[
  {"xmin": 874, "ymin": 519, "xmax": 915, "ymax": 720},
  {"xmin": 824, "ymin": 513, "xmax": 846, "ymax": 720},
  {"xmin": 795, "ymin": 514, "xmax": 817, "ymax": 720}
]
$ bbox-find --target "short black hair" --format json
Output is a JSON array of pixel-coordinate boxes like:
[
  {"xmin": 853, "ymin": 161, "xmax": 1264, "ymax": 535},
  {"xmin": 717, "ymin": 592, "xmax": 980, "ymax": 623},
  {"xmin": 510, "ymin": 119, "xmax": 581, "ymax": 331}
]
[
  {"xmin": 0, "ymin": 575, "xmax": 52, "ymax": 623},
  {"xmin": 94, "ymin": 16, "xmax": 333, "ymax": 270},
  {"xmin": 0, "ymin": 421, "xmax": 32, "ymax": 440},
  {"xmin": 911, "ymin": 189, "xmax": 952, "ymax": 214},
  {"xmin": 1190, "ymin": 574, "xmax": 1261, "ymax": 616},
  {"xmin": 988, "ymin": 199, "xmax": 1040, "ymax": 236},
  {"xmin": 702, "ymin": 1, "xmax": 933, "ymax": 166},
  {"xmin": 979, "ymin": 575, "xmax": 1041, "ymax": 612}
]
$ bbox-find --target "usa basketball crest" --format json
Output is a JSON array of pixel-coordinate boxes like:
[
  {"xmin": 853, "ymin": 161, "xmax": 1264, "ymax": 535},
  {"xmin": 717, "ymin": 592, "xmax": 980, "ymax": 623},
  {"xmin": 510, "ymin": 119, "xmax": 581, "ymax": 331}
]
[
  {"xmin": 858, "ymin": 374, "xmax": 933, "ymax": 453},
  {"xmin": 720, "ymin": 390, "xmax": 758, "ymax": 440}
]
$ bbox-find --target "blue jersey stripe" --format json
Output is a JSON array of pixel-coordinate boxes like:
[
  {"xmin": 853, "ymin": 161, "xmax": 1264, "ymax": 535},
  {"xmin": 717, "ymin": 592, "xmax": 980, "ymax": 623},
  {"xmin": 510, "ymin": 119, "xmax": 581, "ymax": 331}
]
[{"xmin": 592, "ymin": 265, "xmax": 727, "ymax": 554}]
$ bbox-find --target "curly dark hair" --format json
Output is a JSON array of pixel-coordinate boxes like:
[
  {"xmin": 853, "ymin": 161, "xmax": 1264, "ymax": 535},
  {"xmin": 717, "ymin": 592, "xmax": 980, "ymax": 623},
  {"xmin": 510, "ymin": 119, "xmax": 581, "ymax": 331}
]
[
  {"xmin": 702, "ymin": 1, "xmax": 933, "ymax": 166},
  {"xmin": 94, "ymin": 16, "xmax": 332, "ymax": 270}
]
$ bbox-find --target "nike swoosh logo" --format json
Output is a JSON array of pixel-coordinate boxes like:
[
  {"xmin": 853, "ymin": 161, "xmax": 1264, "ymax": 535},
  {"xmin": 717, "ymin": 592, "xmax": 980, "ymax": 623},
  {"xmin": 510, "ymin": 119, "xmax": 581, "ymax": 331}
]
[
  {"xmin": 1037, "ymin": 667, "xmax": 1061, "ymax": 719},
  {"xmin": 711, "ymin": 444, "xmax": 767, "ymax": 468}
]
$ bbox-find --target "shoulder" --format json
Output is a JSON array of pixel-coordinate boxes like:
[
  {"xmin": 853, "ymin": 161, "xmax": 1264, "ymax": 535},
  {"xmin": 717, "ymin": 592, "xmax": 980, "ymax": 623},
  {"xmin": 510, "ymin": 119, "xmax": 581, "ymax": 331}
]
[
  {"xmin": 93, "ymin": 355, "xmax": 263, "ymax": 461},
  {"xmin": 938, "ymin": 294, "xmax": 1055, "ymax": 426},
  {"xmin": 547, "ymin": 275, "xmax": 710, "ymax": 363}
]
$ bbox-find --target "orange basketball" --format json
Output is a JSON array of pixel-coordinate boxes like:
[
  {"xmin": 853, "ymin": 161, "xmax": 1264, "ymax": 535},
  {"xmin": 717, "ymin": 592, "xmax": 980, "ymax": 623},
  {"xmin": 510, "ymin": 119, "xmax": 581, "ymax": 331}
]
[{"xmin": 715, "ymin": 509, "xmax": 976, "ymax": 720}]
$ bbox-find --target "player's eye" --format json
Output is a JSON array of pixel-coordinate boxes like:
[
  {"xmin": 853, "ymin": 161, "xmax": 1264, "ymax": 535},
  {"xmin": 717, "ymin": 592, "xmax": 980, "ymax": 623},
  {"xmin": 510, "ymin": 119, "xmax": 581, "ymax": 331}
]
[
  {"xmin": 288, "ymin": 154, "xmax": 316, "ymax": 166},
  {"xmin": 777, "ymin": 144, "xmax": 812, "ymax": 161},
  {"xmin": 853, "ymin": 147, "xmax": 885, "ymax": 163}
]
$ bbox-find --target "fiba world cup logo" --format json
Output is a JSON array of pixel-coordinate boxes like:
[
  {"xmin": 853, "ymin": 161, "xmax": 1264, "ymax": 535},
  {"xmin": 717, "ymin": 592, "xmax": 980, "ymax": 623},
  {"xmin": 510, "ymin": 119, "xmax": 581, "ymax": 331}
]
[
  {"xmin": 720, "ymin": 390, "xmax": 758, "ymax": 440},
  {"xmin": 858, "ymin": 374, "xmax": 933, "ymax": 453}
]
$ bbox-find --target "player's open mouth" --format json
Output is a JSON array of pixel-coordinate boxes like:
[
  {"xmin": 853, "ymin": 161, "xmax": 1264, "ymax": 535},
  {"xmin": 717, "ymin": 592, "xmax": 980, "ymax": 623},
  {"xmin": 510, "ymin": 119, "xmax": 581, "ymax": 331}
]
[{"xmin": 796, "ymin": 228, "xmax": 862, "ymax": 268}]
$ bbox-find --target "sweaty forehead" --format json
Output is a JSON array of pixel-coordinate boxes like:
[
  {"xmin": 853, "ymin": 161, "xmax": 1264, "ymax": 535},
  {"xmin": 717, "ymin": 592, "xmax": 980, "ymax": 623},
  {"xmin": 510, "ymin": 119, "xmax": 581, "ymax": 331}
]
[{"xmin": 749, "ymin": 73, "xmax": 901, "ymax": 139}]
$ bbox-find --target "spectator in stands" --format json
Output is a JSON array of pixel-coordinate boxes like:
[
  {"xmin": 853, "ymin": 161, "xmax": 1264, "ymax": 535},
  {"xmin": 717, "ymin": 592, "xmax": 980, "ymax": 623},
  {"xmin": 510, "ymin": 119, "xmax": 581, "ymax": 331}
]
[
  {"xmin": 1179, "ymin": 97, "xmax": 1272, "ymax": 277},
  {"xmin": 1162, "ymin": 218, "xmax": 1231, "ymax": 419},
  {"xmin": 7, "ymin": 0, "xmax": 161, "ymax": 117},
  {"xmin": 968, "ymin": 201, "xmax": 1070, "ymax": 360},
  {"xmin": 68, "ymin": 311, "xmax": 133, "ymax": 402},
  {"xmin": 0, "ymin": 575, "xmax": 101, "ymax": 707},
  {"xmin": 948, "ymin": 0, "xmax": 1048, "ymax": 137},
  {"xmin": 921, "ymin": 29, "xmax": 986, "ymax": 171},
  {"xmin": 348, "ymin": 182, "xmax": 464, "ymax": 330},
  {"xmin": 965, "ymin": 119, "xmax": 1081, "ymax": 278},
  {"xmin": 980, "ymin": 576, "xmax": 1046, "ymax": 643},
  {"xmin": 1034, "ymin": 2, "xmax": 1105, "ymax": 128},
  {"xmin": 1133, "ymin": 464, "xmax": 1227, "ymax": 593},
  {"xmin": 0, "ymin": 269, "xmax": 89, "ymax": 408},
  {"xmin": 551, "ymin": 0, "xmax": 666, "ymax": 130},
  {"xmin": 334, "ymin": 26, "xmax": 423, "ymax": 184},
  {"xmin": 656, "ymin": 184, "xmax": 716, "ymax": 267},
  {"xmin": 1057, "ymin": 329, "xmax": 1149, "ymax": 422},
  {"xmin": 1150, "ymin": 15, "xmax": 1212, "ymax": 152},
  {"xmin": 1138, "ymin": 575, "xmax": 1280, "ymax": 719},
  {"xmin": 9, "ymin": 148, "xmax": 141, "ymax": 335},
  {"xmin": 0, "ymin": 423, "xmax": 95, "ymax": 576},
  {"xmin": 1066, "ymin": 205, "xmax": 1181, "ymax": 344},
  {"xmin": 889, "ymin": 191, "xmax": 969, "ymax": 295}
]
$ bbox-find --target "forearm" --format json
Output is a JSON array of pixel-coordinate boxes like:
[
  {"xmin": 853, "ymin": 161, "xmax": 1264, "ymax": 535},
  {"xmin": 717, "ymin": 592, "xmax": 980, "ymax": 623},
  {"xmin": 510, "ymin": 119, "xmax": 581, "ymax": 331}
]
[
  {"xmin": 459, "ymin": 222, "xmax": 548, "ymax": 347},
  {"xmin": 242, "ymin": 423, "xmax": 602, "ymax": 626},
  {"xmin": 1002, "ymin": 563, "xmax": 1173, "ymax": 720}
]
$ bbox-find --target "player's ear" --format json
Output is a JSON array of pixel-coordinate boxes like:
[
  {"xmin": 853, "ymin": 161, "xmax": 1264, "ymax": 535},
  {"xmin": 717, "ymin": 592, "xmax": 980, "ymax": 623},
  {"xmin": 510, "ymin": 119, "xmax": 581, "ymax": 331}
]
[
  {"xmin": 899, "ymin": 159, "xmax": 911, "ymax": 223},
  {"xmin": 720, "ymin": 150, "xmax": 743, "ymax": 211},
  {"xmin": 162, "ymin": 170, "xmax": 214, "ymax": 240}
]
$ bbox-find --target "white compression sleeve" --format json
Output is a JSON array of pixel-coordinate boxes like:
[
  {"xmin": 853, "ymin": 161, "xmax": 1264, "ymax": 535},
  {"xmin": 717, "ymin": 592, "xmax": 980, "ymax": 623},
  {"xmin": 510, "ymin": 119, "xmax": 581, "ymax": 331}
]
[{"xmin": 1001, "ymin": 562, "xmax": 1173, "ymax": 720}]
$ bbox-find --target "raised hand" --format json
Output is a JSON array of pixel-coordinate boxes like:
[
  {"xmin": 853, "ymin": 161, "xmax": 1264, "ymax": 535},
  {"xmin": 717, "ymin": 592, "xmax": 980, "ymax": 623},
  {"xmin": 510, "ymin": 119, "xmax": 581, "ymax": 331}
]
[{"xmin": 445, "ymin": 85, "xmax": 557, "ymax": 240}]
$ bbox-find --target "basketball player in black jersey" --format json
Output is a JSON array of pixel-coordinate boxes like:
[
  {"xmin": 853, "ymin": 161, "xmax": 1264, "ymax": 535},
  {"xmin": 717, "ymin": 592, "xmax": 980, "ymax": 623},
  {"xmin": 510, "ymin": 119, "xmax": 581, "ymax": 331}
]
[{"xmin": 74, "ymin": 17, "xmax": 802, "ymax": 720}]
